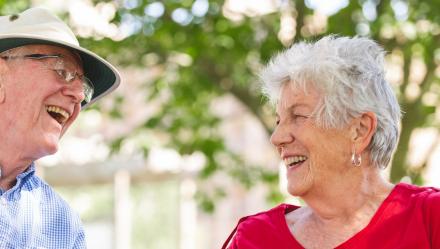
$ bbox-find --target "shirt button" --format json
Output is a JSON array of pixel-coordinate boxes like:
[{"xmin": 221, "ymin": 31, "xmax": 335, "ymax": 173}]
[{"xmin": 1, "ymin": 197, "xmax": 7, "ymax": 205}]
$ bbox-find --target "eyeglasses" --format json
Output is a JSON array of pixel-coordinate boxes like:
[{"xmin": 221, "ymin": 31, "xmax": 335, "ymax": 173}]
[{"xmin": 0, "ymin": 53, "xmax": 94, "ymax": 103}]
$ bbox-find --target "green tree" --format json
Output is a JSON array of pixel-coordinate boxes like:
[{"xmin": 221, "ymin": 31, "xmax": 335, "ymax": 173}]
[{"xmin": 2, "ymin": 0, "xmax": 439, "ymax": 208}]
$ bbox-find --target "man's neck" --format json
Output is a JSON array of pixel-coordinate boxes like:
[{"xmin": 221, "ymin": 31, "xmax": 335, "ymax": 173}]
[{"xmin": 0, "ymin": 149, "xmax": 33, "ymax": 191}]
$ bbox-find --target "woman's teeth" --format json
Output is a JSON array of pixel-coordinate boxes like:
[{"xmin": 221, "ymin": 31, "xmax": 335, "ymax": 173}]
[{"xmin": 284, "ymin": 156, "xmax": 307, "ymax": 167}]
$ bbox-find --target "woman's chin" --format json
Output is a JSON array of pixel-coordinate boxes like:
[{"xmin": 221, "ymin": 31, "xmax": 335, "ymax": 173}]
[
  {"xmin": 286, "ymin": 162, "xmax": 311, "ymax": 196},
  {"xmin": 287, "ymin": 184, "xmax": 309, "ymax": 197},
  {"xmin": 286, "ymin": 175, "xmax": 311, "ymax": 197}
]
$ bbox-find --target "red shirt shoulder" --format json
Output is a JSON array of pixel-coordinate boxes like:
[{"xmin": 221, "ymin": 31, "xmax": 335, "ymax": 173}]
[
  {"xmin": 224, "ymin": 184, "xmax": 440, "ymax": 249},
  {"xmin": 400, "ymin": 183, "xmax": 440, "ymax": 248},
  {"xmin": 339, "ymin": 183, "xmax": 440, "ymax": 249},
  {"xmin": 224, "ymin": 204, "xmax": 300, "ymax": 249}
]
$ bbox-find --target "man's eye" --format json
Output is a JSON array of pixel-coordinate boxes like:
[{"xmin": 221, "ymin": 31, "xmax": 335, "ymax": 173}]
[{"xmin": 54, "ymin": 69, "xmax": 67, "ymax": 79}]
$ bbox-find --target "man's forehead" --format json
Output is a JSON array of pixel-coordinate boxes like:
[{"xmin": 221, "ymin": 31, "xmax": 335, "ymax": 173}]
[{"xmin": 12, "ymin": 44, "xmax": 82, "ymax": 66}]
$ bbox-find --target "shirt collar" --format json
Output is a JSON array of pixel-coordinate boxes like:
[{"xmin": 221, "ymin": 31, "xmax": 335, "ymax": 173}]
[
  {"xmin": 0, "ymin": 163, "xmax": 37, "ymax": 196},
  {"xmin": 16, "ymin": 163, "xmax": 36, "ymax": 180}
]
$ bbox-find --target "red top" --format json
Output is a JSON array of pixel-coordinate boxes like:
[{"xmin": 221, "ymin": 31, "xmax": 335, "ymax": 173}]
[{"xmin": 222, "ymin": 183, "xmax": 440, "ymax": 249}]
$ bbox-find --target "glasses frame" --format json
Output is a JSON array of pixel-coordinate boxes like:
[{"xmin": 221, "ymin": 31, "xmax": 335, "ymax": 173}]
[{"xmin": 0, "ymin": 53, "xmax": 94, "ymax": 104}]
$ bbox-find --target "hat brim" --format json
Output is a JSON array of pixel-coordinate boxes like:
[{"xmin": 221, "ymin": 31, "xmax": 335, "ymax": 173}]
[{"xmin": 0, "ymin": 34, "xmax": 121, "ymax": 108}]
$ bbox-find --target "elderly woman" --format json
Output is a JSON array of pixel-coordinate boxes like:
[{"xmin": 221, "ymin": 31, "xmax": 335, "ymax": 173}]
[{"xmin": 222, "ymin": 36, "xmax": 440, "ymax": 249}]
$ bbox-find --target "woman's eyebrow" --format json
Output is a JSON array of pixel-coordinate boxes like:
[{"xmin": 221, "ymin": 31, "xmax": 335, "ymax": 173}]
[{"xmin": 286, "ymin": 103, "xmax": 308, "ymax": 112}]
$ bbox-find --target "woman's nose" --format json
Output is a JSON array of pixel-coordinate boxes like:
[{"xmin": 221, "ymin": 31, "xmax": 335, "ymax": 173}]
[{"xmin": 270, "ymin": 123, "xmax": 293, "ymax": 148}]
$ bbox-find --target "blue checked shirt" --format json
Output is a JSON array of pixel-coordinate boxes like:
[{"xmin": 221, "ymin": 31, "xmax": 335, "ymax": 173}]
[{"xmin": 0, "ymin": 163, "xmax": 86, "ymax": 248}]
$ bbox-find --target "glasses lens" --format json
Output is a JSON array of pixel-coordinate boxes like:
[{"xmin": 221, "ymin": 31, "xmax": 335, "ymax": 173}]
[
  {"xmin": 82, "ymin": 77, "xmax": 94, "ymax": 103},
  {"xmin": 5, "ymin": 53, "xmax": 95, "ymax": 104}
]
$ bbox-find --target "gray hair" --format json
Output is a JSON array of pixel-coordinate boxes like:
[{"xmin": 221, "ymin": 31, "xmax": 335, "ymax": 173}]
[{"xmin": 261, "ymin": 36, "xmax": 401, "ymax": 169}]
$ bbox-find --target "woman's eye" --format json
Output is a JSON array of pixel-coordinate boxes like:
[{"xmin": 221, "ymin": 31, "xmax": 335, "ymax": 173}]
[{"xmin": 292, "ymin": 113, "xmax": 308, "ymax": 121}]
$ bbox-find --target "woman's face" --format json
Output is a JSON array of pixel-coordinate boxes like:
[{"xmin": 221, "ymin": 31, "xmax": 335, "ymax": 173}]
[{"xmin": 270, "ymin": 83, "xmax": 353, "ymax": 197}]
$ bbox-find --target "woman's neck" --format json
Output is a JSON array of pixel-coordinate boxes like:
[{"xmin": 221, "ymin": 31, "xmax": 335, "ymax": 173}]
[{"xmin": 300, "ymin": 166, "xmax": 394, "ymax": 223}]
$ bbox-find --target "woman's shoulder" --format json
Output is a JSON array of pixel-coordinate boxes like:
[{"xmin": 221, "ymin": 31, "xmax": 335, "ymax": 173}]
[
  {"xmin": 237, "ymin": 203, "xmax": 300, "ymax": 229},
  {"xmin": 224, "ymin": 204, "xmax": 301, "ymax": 249},
  {"xmin": 394, "ymin": 183, "xmax": 440, "ymax": 247},
  {"xmin": 392, "ymin": 183, "xmax": 440, "ymax": 213},
  {"xmin": 394, "ymin": 182, "xmax": 440, "ymax": 199}
]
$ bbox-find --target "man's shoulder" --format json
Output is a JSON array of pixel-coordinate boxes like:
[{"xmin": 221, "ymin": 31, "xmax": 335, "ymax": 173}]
[
  {"xmin": 16, "ymin": 176, "xmax": 85, "ymax": 248},
  {"xmin": 29, "ymin": 176, "xmax": 79, "ymax": 216}
]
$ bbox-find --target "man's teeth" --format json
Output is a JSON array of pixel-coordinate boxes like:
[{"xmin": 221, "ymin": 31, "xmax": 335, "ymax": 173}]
[
  {"xmin": 284, "ymin": 156, "xmax": 307, "ymax": 166},
  {"xmin": 46, "ymin": 105, "xmax": 70, "ymax": 123}
]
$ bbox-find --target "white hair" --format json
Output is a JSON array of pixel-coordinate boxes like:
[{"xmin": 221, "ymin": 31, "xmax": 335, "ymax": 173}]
[{"xmin": 261, "ymin": 35, "xmax": 401, "ymax": 169}]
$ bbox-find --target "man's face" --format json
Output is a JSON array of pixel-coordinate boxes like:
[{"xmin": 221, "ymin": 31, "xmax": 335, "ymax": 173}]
[{"xmin": 0, "ymin": 44, "xmax": 85, "ymax": 159}]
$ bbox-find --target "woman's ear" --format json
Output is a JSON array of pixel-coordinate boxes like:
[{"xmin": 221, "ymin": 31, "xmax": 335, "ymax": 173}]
[{"xmin": 350, "ymin": 112, "xmax": 377, "ymax": 153}]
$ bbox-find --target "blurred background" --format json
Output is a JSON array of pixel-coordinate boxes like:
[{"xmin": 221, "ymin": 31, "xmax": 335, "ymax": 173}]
[{"xmin": 1, "ymin": 0, "xmax": 440, "ymax": 248}]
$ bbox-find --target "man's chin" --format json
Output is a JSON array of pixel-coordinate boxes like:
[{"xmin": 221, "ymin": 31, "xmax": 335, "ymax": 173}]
[
  {"xmin": 59, "ymin": 121, "xmax": 74, "ymax": 138},
  {"xmin": 39, "ymin": 137, "xmax": 60, "ymax": 157}
]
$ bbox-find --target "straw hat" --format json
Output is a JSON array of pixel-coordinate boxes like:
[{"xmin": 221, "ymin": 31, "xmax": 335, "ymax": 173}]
[{"xmin": 0, "ymin": 7, "xmax": 121, "ymax": 108}]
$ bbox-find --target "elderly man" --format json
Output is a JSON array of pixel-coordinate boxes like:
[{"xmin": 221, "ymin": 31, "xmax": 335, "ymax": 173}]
[{"xmin": 0, "ymin": 7, "xmax": 120, "ymax": 248}]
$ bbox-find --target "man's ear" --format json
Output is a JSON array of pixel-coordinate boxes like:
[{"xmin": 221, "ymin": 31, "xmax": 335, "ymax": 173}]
[
  {"xmin": 0, "ymin": 59, "xmax": 7, "ymax": 104},
  {"xmin": 350, "ymin": 112, "xmax": 377, "ymax": 153},
  {"xmin": 0, "ymin": 83, "xmax": 4, "ymax": 104}
]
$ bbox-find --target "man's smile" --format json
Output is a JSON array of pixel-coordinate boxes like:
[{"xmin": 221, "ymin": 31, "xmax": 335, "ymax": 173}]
[{"xmin": 46, "ymin": 105, "xmax": 70, "ymax": 125}]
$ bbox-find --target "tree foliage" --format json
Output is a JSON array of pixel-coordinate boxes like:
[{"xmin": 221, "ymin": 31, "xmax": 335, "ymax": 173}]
[{"xmin": 2, "ymin": 0, "xmax": 439, "ymax": 210}]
